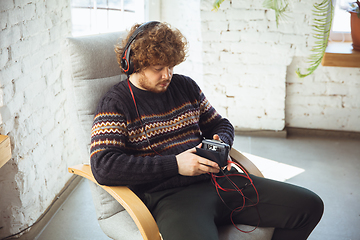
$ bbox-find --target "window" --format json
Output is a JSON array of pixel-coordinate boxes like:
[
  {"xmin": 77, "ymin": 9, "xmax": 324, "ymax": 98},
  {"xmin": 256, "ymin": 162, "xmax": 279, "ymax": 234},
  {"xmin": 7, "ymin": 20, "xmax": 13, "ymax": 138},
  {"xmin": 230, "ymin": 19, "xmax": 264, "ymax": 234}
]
[
  {"xmin": 71, "ymin": 0, "xmax": 145, "ymax": 37},
  {"xmin": 330, "ymin": 0, "xmax": 352, "ymax": 42}
]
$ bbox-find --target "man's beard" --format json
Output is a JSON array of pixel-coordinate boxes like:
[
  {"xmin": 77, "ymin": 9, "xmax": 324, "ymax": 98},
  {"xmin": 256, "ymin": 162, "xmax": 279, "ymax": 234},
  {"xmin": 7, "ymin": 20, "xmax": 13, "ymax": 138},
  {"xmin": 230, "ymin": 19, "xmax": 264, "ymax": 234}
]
[{"xmin": 138, "ymin": 75, "xmax": 171, "ymax": 93}]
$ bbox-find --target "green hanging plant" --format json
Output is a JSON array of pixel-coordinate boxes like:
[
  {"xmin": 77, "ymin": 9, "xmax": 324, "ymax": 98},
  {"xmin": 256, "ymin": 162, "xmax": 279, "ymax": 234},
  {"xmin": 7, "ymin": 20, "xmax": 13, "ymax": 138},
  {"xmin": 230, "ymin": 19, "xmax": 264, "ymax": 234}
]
[
  {"xmin": 296, "ymin": 0, "xmax": 334, "ymax": 78},
  {"xmin": 212, "ymin": 0, "xmax": 226, "ymax": 11},
  {"xmin": 262, "ymin": 0, "xmax": 289, "ymax": 27},
  {"xmin": 212, "ymin": 0, "xmax": 289, "ymax": 23},
  {"xmin": 212, "ymin": 0, "xmax": 334, "ymax": 78}
]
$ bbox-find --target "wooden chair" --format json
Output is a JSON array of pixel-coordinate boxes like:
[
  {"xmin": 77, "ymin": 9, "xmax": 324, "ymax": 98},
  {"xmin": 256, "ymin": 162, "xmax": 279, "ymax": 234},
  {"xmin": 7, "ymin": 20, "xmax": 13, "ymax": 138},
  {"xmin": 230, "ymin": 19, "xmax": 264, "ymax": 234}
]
[{"xmin": 65, "ymin": 31, "xmax": 274, "ymax": 240}]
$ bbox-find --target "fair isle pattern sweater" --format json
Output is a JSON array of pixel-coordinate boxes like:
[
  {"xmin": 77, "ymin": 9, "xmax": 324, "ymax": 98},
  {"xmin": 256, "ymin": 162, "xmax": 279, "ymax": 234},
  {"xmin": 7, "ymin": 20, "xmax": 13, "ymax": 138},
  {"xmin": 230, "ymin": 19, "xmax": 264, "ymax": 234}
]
[{"xmin": 90, "ymin": 74, "xmax": 234, "ymax": 197}]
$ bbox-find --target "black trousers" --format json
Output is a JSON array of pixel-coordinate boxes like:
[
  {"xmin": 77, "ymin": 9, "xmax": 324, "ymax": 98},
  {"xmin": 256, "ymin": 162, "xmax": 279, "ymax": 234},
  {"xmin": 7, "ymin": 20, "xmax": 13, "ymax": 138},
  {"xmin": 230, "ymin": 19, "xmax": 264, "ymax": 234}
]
[{"xmin": 143, "ymin": 168, "xmax": 324, "ymax": 240}]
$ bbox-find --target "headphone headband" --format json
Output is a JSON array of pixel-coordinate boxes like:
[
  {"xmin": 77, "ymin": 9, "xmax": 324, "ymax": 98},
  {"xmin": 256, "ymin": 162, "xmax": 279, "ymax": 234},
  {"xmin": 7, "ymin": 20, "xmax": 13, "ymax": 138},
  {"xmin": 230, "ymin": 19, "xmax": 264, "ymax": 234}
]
[{"xmin": 120, "ymin": 21, "xmax": 160, "ymax": 76}]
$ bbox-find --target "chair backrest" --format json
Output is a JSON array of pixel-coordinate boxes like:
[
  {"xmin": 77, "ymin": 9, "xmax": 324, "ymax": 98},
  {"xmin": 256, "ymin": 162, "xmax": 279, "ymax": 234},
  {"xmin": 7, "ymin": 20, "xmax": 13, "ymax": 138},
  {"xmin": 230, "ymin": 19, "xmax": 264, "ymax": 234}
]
[
  {"xmin": 65, "ymin": 32, "xmax": 127, "ymax": 159},
  {"xmin": 65, "ymin": 32, "xmax": 129, "ymax": 223}
]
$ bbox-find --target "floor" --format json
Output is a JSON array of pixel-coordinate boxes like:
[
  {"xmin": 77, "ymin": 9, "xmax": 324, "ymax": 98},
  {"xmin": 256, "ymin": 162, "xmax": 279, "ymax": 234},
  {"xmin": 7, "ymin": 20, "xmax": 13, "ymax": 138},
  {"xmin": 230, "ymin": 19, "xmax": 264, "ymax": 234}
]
[{"xmin": 36, "ymin": 135, "xmax": 360, "ymax": 240}]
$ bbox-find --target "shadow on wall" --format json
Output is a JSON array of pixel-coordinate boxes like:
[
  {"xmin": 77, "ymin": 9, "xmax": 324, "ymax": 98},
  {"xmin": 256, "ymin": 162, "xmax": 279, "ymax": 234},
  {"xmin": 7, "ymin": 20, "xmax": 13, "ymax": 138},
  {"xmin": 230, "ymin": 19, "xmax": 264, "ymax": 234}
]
[{"xmin": 0, "ymin": 161, "xmax": 22, "ymax": 239}]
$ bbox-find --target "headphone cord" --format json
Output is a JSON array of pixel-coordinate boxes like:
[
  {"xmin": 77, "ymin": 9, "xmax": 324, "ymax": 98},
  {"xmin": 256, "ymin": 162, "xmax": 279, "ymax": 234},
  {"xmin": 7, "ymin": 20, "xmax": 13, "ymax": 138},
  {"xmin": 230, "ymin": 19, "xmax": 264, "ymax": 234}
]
[
  {"xmin": 127, "ymin": 78, "xmax": 162, "ymax": 156},
  {"xmin": 210, "ymin": 161, "xmax": 260, "ymax": 233}
]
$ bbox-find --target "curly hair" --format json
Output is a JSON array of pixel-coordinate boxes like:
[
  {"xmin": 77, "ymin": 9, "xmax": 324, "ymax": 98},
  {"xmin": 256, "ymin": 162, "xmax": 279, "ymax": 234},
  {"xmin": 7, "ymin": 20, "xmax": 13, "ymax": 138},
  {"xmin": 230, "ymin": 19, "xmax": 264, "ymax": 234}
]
[{"xmin": 115, "ymin": 22, "xmax": 188, "ymax": 74}]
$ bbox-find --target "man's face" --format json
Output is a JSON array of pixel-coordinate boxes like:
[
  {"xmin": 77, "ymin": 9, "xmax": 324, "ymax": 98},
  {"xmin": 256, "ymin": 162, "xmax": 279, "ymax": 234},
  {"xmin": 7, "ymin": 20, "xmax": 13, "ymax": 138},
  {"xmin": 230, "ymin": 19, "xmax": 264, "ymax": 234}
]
[{"xmin": 137, "ymin": 65, "xmax": 174, "ymax": 93}]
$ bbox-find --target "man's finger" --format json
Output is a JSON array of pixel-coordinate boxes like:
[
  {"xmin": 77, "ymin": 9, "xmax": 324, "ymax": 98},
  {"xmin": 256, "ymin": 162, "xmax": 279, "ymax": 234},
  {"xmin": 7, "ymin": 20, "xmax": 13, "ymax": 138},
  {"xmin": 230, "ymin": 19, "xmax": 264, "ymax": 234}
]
[
  {"xmin": 199, "ymin": 158, "xmax": 219, "ymax": 169},
  {"xmin": 213, "ymin": 134, "xmax": 220, "ymax": 140},
  {"xmin": 227, "ymin": 161, "xmax": 232, "ymax": 171},
  {"xmin": 199, "ymin": 163, "xmax": 220, "ymax": 173},
  {"xmin": 187, "ymin": 143, "xmax": 202, "ymax": 154}
]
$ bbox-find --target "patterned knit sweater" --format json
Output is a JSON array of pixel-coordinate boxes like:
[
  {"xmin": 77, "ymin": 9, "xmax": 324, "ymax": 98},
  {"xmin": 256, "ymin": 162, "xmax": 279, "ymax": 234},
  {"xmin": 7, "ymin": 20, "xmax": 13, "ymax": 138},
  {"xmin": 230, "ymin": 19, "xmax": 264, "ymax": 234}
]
[{"xmin": 90, "ymin": 74, "xmax": 234, "ymax": 197}]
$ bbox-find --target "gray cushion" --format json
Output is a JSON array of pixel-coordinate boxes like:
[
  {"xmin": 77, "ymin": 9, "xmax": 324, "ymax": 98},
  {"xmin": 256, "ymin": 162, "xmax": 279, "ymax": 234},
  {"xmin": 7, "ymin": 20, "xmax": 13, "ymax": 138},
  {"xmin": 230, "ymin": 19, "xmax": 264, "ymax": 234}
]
[
  {"xmin": 98, "ymin": 213, "xmax": 143, "ymax": 240},
  {"xmin": 88, "ymin": 181, "xmax": 143, "ymax": 240},
  {"xmin": 88, "ymin": 181, "xmax": 125, "ymax": 220},
  {"xmin": 67, "ymin": 32, "xmax": 125, "ymax": 80},
  {"xmin": 66, "ymin": 32, "xmax": 127, "ymax": 149},
  {"xmin": 71, "ymin": 74, "xmax": 125, "ymax": 142}
]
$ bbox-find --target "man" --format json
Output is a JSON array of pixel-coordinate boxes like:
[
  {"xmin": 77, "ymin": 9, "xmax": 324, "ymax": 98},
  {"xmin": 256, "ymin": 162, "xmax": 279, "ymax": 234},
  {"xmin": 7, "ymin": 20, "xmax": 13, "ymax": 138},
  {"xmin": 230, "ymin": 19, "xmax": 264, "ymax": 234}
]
[{"xmin": 90, "ymin": 21, "xmax": 323, "ymax": 240}]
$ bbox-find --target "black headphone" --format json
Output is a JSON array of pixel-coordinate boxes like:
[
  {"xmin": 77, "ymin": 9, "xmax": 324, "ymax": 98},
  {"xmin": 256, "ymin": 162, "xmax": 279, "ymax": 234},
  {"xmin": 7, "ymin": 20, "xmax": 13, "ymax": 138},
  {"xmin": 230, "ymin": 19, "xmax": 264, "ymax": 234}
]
[{"xmin": 120, "ymin": 21, "xmax": 160, "ymax": 76}]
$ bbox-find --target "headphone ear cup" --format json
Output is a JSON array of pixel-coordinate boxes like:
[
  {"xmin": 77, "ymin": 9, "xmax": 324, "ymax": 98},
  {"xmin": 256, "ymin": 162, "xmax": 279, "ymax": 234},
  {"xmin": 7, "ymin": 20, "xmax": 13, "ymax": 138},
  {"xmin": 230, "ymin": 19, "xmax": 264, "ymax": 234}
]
[
  {"xmin": 121, "ymin": 45, "xmax": 133, "ymax": 75},
  {"xmin": 127, "ymin": 45, "xmax": 134, "ymax": 75},
  {"xmin": 128, "ymin": 60, "xmax": 134, "ymax": 75},
  {"xmin": 121, "ymin": 21, "xmax": 160, "ymax": 76},
  {"xmin": 120, "ymin": 58, "xmax": 128, "ymax": 73}
]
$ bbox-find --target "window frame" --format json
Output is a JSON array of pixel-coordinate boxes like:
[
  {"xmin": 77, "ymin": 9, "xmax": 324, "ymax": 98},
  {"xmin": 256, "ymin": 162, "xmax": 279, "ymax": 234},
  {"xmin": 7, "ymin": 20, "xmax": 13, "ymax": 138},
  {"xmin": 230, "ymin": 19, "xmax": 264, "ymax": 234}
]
[
  {"xmin": 71, "ymin": 0, "xmax": 149, "ymax": 37},
  {"xmin": 329, "ymin": 0, "xmax": 352, "ymax": 42}
]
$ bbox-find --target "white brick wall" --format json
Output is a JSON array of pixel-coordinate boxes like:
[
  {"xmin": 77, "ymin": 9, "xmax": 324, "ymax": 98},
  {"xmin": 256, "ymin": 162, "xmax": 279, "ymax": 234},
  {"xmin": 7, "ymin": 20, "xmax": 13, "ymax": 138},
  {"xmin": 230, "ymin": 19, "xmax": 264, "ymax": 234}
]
[
  {"xmin": 161, "ymin": 0, "xmax": 204, "ymax": 86},
  {"xmin": 286, "ymin": 58, "xmax": 360, "ymax": 131},
  {"xmin": 199, "ymin": 0, "xmax": 360, "ymax": 132},
  {"xmin": 200, "ymin": 0, "xmax": 293, "ymax": 131},
  {"xmin": 0, "ymin": 0, "xmax": 81, "ymax": 238}
]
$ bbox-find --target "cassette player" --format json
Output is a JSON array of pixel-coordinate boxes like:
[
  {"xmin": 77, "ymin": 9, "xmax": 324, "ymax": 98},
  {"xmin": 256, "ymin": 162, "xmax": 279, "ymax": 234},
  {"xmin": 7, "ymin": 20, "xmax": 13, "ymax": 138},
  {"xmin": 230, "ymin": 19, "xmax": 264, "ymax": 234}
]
[{"xmin": 196, "ymin": 139, "xmax": 230, "ymax": 167}]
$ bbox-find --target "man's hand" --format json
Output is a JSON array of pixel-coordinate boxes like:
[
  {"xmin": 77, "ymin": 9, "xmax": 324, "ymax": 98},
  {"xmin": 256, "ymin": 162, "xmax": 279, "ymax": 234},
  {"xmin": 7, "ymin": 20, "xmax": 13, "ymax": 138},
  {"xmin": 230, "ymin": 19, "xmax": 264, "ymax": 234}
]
[
  {"xmin": 176, "ymin": 144, "xmax": 220, "ymax": 176},
  {"xmin": 213, "ymin": 134, "xmax": 232, "ymax": 171}
]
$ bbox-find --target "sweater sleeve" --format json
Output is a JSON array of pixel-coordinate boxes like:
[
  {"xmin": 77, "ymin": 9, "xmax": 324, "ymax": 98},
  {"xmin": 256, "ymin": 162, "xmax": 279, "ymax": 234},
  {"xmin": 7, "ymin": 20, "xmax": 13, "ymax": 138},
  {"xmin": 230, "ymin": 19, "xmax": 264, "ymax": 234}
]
[{"xmin": 90, "ymin": 97, "xmax": 179, "ymax": 186}]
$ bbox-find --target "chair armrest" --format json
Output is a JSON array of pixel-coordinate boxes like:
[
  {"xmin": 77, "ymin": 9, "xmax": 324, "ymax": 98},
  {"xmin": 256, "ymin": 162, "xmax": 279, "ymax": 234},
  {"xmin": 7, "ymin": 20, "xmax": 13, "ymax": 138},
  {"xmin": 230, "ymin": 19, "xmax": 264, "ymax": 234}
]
[
  {"xmin": 68, "ymin": 164, "xmax": 162, "ymax": 240},
  {"xmin": 230, "ymin": 148, "xmax": 264, "ymax": 178}
]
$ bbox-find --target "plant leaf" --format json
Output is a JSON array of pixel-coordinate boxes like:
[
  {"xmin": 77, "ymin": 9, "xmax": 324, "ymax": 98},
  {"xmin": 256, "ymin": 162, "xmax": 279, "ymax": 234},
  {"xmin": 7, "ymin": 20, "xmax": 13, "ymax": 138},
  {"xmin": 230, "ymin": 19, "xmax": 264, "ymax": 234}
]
[
  {"xmin": 263, "ymin": 0, "xmax": 290, "ymax": 27},
  {"xmin": 212, "ymin": 0, "xmax": 226, "ymax": 12},
  {"xmin": 296, "ymin": 0, "xmax": 334, "ymax": 78}
]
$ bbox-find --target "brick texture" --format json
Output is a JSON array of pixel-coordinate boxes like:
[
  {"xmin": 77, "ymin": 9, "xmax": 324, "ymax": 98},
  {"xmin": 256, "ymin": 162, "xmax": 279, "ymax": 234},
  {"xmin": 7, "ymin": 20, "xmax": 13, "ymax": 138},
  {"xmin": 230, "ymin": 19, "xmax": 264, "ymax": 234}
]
[
  {"xmin": 199, "ymin": 0, "xmax": 360, "ymax": 132},
  {"xmin": 0, "ymin": 0, "xmax": 80, "ymax": 238}
]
